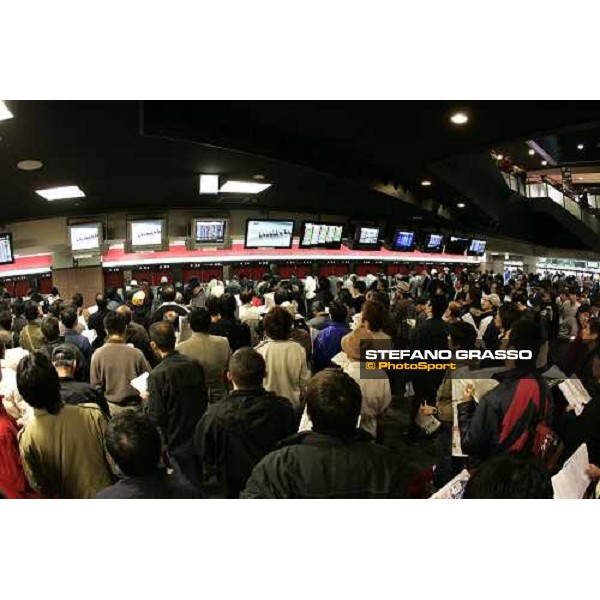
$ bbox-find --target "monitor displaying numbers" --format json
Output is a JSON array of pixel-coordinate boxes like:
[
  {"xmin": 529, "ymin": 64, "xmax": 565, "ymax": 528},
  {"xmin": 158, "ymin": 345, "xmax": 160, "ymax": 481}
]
[
  {"xmin": 195, "ymin": 219, "xmax": 227, "ymax": 244},
  {"xmin": 0, "ymin": 233, "xmax": 14, "ymax": 265},
  {"xmin": 299, "ymin": 222, "xmax": 344, "ymax": 249}
]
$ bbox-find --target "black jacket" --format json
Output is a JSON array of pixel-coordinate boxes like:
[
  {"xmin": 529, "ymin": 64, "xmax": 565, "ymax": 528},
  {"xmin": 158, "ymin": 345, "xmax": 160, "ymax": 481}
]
[
  {"xmin": 96, "ymin": 470, "xmax": 201, "ymax": 499},
  {"xmin": 59, "ymin": 377, "xmax": 111, "ymax": 416},
  {"xmin": 563, "ymin": 391, "xmax": 600, "ymax": 466},
  {"xmin": 195, "ymin": 388, "xmax": 297, "ymax": 498},
  {"xmin": 209, "ymin": 318, "xmax": 251, "ymax": 352},
  {"xmin": 146, "ymin": 352, "xmax": 209, "ymax": 459},
  {"xmin": 241, "ymin": 430, "xmax": 404, "ymax": 499},
  {"xmin": 458, "ymin": 367, "xmax": 550, "ymax": 461},
  {"xmin": 126, "ymin": 322, "xmax": 156, "ymax": 367},
  {"xmin": 88, "ymin": 309, "xmax": 109, "ymax": 350}
]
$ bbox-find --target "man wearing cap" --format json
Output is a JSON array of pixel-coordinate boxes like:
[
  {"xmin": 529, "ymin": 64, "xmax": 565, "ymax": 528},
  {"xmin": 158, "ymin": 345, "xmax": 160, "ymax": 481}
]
[
  {"xmin": 188, "ymin": 278, "xmax": 206, "ymax": 309},
  {"xmin": 53, "ymin": 344, "xmax": 110, "ymax": 416}
]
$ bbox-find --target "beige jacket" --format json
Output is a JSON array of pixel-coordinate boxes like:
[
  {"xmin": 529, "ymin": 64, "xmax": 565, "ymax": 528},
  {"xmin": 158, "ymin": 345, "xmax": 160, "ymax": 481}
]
[
  {"xmin": 19, "ymin": 404, "xmax": 115, "ymax": 498},
  {"xmin": 255, "ymin": 339, "xmax": 308, "ymax": 411}
]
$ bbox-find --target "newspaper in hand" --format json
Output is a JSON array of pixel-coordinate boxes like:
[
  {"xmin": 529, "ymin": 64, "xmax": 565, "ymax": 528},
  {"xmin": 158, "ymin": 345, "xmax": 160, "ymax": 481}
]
[
  {"xmin": 130, "ymin": 372, "xmax": 150, "ymax": 395},
  {"xmin": 430, "ymin": 469, "xmax": 470, "ymax": 499},
  {"xmin": 552, "ymin": 443, "xmax": 591, "ymax": 499},
  {"xmin": 558, "ymin": 377, "xmax": 591, "ymax": 416}
]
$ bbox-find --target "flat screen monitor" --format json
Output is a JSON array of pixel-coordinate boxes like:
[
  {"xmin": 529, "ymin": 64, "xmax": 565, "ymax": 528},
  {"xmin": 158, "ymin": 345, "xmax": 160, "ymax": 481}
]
[
  {"xmin": 355, "ymin": 225, "xmax": 381, "ymax": 245},
  {"xmin": 0, "ymin": 233, "xmax": 15, "ymax": 265},
  {"xmin": 194, "ymin": 219, "xmax": 227, "ymax": 244},
  {"xmin": 299, "ymin": 221, "xmax": 344, "ymax": 249},
  {"xmin": 391, "ymin": 229, "xmax": 416, "ymax": 251},
  {"xmin": 69, "ymin": 223, "xmax": 102, "ymax": 252},
  {"xmin": 130, "ymin": 219, "xmax": 164, "ymax": 248},
  {"xmin": 244, "ymin": 219, "xmax": 294, "ymax": 249},
  {"xmin": 468, "ymin": 239, "xmax": 487, "ymax": 256},
  {"xmin": 424, "ymin": 233, "xmax": 445, "ymax": 253},
  {"xmin": 445, "ymin": 235, "xmax": 470, "ymax": 255}
]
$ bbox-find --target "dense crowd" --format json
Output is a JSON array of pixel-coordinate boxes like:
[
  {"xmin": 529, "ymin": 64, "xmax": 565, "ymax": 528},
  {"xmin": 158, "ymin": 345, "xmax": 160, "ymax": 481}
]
[{"xmin": 1, "ymin": 266, "xmax": 599, "ymax": 499}]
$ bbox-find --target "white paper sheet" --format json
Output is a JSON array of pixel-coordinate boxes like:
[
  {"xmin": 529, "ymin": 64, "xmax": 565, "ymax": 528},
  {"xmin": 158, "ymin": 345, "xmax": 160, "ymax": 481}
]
[
  {"xmin": 81, "ymin": 328, "xmax": 98, "ymax": 345},
  {"xmin": 552, "ymin": 443, "xmax": 591, "ymax": 499},
  {"xmin": 130, "ymin": 371, "xmax": 150, "ymax": 395},
  {"xmin": 430, "ymin": 469, "xmax": 470, "ymax": 499},
  {"xmin": 559, "ymin": 377, "xmax": 591, "ymax": 416}
]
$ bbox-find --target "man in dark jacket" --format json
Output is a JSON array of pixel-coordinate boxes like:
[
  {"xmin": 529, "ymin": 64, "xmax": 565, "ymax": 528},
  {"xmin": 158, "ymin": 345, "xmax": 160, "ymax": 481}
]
[
  {"xmin": 52, "ymin": 344, "xmax": 110, "ymax": 416},
  {"xmin": 208, "ymin": 294, "xmax": 251, "ymax": 352},
  {"xmin": 146, "ymin": 322, "xmax": 209, "ymax": 490},
  {"xmin": 241, "ymin": 369, "xmax": 404, "ymax": 498},
  {"xmin": 150, "ymin": 284, "xmax": 189, "ymax": 325},
  {"xmin": 97, "ymin": 412, "xmax": 201, "ymax": 499},
  {"xmin": 116, "ymin": 304, "xmax": 156, "ymax": 367},
  {"xmin": 458, "ymin": 319, "xmax": 549, "ymax": 463},
  {"xmin": 60, "ymin": 306, "xmax": 92, "ymax": 365},
  {"xmin": 88, "ymin": 293, "xmax": 109, "ymax": 350},
  {"xmin": 195, "ymin": 348, "xmax": 296, "ymax": 498},
  {"xmin": 312, "ymin": 302, "xmax": 349, "ymax": 372}
]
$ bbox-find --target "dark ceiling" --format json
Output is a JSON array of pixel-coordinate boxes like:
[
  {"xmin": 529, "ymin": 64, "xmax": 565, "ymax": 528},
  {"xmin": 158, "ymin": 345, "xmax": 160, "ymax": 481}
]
[{"xmin": 2, "ymin": 100, "xmax": 600, "ymax": 249}]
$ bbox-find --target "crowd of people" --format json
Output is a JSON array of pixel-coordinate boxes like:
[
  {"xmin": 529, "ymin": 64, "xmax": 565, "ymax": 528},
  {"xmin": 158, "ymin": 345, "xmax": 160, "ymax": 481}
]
[{"xmin": 1, "ymin": 266, "xmax": 600, "ymax": 499}]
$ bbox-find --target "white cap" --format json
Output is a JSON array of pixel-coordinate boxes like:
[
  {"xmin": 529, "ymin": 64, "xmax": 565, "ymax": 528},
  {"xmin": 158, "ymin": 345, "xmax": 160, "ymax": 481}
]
[
  {"xmin": 431, "ymin": 269, "xmax": 438, "ymax": 275},
  {"xmin": 160, "ymin": 276, "xmax": 168, "ymax": 284},
  {"xmin": 130, "ymin": 279, "xmax": 138, "ymax": 286}
]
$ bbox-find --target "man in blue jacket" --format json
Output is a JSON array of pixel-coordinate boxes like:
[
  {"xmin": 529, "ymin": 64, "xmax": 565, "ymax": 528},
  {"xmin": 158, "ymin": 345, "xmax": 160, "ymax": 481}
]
[{"xmin": 312, "ymin": 301, "xmax": 349, "ymax": 372}]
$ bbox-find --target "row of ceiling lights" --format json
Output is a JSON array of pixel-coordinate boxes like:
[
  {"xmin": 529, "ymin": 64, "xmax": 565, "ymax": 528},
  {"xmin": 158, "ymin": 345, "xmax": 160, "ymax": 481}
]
[
  {"xmin": 2, "ymin": 101, "xmax": 273, "ymax": 201},
  {"xmin": 418, "ymin": 110, "xmax": 469, "ymax": 210}
]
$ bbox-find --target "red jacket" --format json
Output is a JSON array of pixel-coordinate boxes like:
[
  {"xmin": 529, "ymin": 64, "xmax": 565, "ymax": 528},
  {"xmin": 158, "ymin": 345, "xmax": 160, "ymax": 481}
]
[{"xmin": 0, "ymin": 400, "xmax": 38, "ymax": 499}]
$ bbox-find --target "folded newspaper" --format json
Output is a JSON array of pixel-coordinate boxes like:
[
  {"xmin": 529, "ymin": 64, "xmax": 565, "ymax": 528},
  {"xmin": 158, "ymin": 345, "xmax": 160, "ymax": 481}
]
[
  {"xmin": 430, "ymin": 469, "xmax": 470, "ymax": 499},
  {"xmin": 552, "ymin": 443, "xmax": 591, "ymax": 499},
  {"xmin": 130, "ymin": 372, "xmax": 150, "ymax": 395},
  {"xmin": 558, "ymin": 377, "xmax": 591, "ymax": 416}
]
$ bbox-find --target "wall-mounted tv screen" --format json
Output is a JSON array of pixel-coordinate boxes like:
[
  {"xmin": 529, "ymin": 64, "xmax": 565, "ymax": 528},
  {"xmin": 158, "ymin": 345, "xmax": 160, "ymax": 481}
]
[
  {"xmin": 445, "ymin": 236, "xmax": 470, "ymax": 255},
  {"xmin": 299, "ymin": 221, "xmax": 344, "ymax": 249},
  {"xmin": 130, "ymin": 219, "xmax": 164, "ymax": 248},
  {"xmin": 194, "ymin": 219, "xmax": 227, "ymax": 244},
  {"xmin": 391, "ymin": 229, "xmax": 416, "ymax": 251},
  {"xmin": 69, "ymin": 223, "xmax": 102, "ymax": 252},
  {"xmin": 244, "ymin": 219, "xmax": 294, "ymax": 249},
  {"xmin": 424, "ymin": 233, "xmax": 445, "ymax": 253},
  {"xmin": 468, "ymin": 239, "xmax": 487, "ymax": 256},
  {"xmin": 0, "ymin": 233, "xmax": 15, "ymax": 265},
  {"xmin": 355, "ymin": 225, "xmax": 381, "ymax": 245}
]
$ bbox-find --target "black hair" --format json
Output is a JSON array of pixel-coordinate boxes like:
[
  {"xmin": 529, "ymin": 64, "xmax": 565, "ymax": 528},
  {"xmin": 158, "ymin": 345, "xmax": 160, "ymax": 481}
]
[
  {"xmin": 337, "ymin": 288, "xmax": 353, "ymax": 307},
  {"xmin": 206, "ymin": 295, "xmax": 221, "ymax": 317},
  {"xmin": 430, "ymin": 296, "xmax": 448, "ymax": 319},
  {"xmin": 264, "ymin": 306, "xmax": 293, "ymax": 340},
  {"xmin": 449, "ymin": 321, "xmax": 477, "ymax": 350},
  {"xmin": 240, "ymin": 290, "xmax": 254, "ymax": 305},
  {"xmin": 16, "ymin": 352, "xmax": 62, "ymax": 414},
  {"xmin": 353, "ymin": 280, "xmax": 367, "ymax": 295},
  {"xmin": 24, "ymin": 300, "xmax": 40, "ymax": 322},
  {"xmin": 104, "ymin": 311, "xmax": 127, "ymax": 336},
  {"xmin": 306, "ymin": 369, "xmax": 362, "ymax": 440},
  {"xmin": 189, "ymin": 307, "xmax": 211, "ymax": 333},
  {"xmin": 229, "ymin": 347, "xmax": 266, "ymax": 389},
  {"xmin": 161, "ymin": 285, "xmax": 176, "ymax": 303},
  {"xmin": 311, "ymin": 300, "xmax": 325, "ymax": 315},
  {"xmin": 463, "ymin": 452, "xmax": 552, "ymax": 499},
  {"xmin": 12, "ymin": 298, "xmax": 25, "ymax": 317},
  {"xmin": 329, "ymin": 301, "xmax": 347, "ymax": 323},
  {"xmin": 274, "ymin": 289, "xmax": 288, "ymax": 306},
  {"xmin": 48, "ymin": 299, "xmax": 64, "ymax": 319},
  {"xmin": 60, "ymin": 306, "xmax": 78, "ymax": 329},
  {"xmin": 0, "ymin": 309, "xmax": 12, "ymax": 331},
  {"xmin": 508, "ymin": 318, "xmax": 541, "ymax": 367},
  {"xmin": 149, "ymin": 321, "xmax": 176, "ymax": 352},
  {"xmin": 96, "ymin": 293, "xmax": 108, "ymax": 310},
  {"xmin": 105, "ymin": 412, "xmax": 162, "ymax": 477},
  {"xmin": 106, "ymin": 286, "xmax": 117, "ymax": 301},
  {"xmin": 41, "ymin": 316, "xmax": 60, "ymax": 342},
  {"xmin": 220, "ymin": 294, "xmax": 237, "ymax": 320},
  {"xmin": 71, "ymin": 293, "xmax": 84, "ymax": 309}
]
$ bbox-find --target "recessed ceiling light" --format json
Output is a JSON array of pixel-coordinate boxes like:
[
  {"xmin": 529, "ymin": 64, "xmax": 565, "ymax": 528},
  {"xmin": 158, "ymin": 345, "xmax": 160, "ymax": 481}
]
[
  {"xmin": 450, "ymin": 112, "xmax": 468, "ymax": 125},
  {"xmin": 0, "ymin": 101, "xmax": 13, "ymax": 121},
  {"xmin": 528, "ymin": 149, "xmax": 535, "ymax": 155},
  {"xmin": 17, "ymin": 159, "xmax": 43, "ymax": 171},
  {"xmin": 541, "ymin": 160, "xmax": 548, "ymax": 166},
  {"xmin": 36, "ymin": 185, "xmax": 85, "ymax": 201},
  {"xmin": 457, "ymin": 203, "xmax": 466, "ymax": 208},
  {"xmin": 219, "ymin": 180, "xmax": 271, "ymax": 194},
  {"xmin": 577, "ymin": 144, "xmax": 584, "ymax": 150},
  {"xmin": 199, "ymin": 174, "xmax": 219, "ymax": 194},
  {"xmin": 421, "ymin": 180, "xmax": 432, "ymax": 186},
  {"xmin": 253, "ymin": 174, "xmax": 266, "ymax": 180}
]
